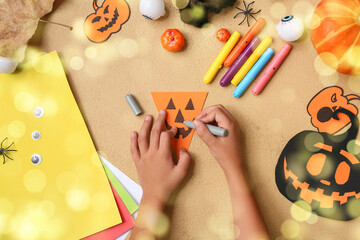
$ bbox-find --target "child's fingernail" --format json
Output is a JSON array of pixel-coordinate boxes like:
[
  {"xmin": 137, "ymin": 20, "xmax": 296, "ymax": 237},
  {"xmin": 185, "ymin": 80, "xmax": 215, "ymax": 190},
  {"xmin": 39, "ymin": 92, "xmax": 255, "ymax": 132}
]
[
  {"xmin": 145, "ymin": 115, "xmax": 151, "ymax": 121},
  {"xmin": 193, "ymin": 120, "xmax": 199, "ymax": 127},
  {"xmin": 160, "ymin": 110, "xmax": 165, "ymax": 115},
  {"xmin": 131, "ymin": 131, "xmax": 136, "ymax": 137},
  {"xmin": 180, "ymin": 148, "xmax": 186, "ymax": 153},
  {"xmin": 171, "ymin": 126, "xmax": 177, "ymax": 130}
]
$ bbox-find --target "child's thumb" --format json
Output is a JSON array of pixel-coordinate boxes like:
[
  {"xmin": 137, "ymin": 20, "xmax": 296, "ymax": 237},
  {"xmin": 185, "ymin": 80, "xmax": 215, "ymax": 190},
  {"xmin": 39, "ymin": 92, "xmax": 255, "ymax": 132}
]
[{"xmin": 194, "ymin": 120, "xmax": 217, "ymax": 147}]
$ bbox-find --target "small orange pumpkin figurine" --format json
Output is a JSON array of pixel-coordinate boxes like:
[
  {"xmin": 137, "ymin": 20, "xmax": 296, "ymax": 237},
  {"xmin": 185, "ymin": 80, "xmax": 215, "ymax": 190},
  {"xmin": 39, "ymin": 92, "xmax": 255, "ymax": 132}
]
[
  {"xmin": 84, "ymin": 0, "xmax": 130, "ymax": 43},
  {"xmin": 161, "ymin": 29, "xmax": 185, "ymax": 52}
]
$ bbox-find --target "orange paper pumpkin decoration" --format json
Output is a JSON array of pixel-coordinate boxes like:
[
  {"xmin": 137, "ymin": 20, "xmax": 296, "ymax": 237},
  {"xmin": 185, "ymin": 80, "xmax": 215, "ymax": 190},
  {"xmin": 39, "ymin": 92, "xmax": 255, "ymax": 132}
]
[
  {"xmin": 276, "ymin": 86, "xmax": 360, "ymax": 221},
  {"xmin": 307, "ymin": 86, "xmax": 360, "ymax": 134},
  {"xmin": 310, "ymin": 0, "xmax": 360, "ymax": 76},
  {"xmin": 84, "ymin": 0, "xmax": 130, "ymax": 43},
  {"xmin": 151, "ymin": 92, "xmax": 208, "ymax": 157}
]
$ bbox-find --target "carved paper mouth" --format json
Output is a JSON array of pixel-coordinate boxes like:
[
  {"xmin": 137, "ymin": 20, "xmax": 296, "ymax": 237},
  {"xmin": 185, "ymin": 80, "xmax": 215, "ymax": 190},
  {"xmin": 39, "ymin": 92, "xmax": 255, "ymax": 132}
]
[
  {"xmin": 165, "ymin": 120, "xmax": 192, "ymax": 139},
  {"xmin": 97, "ymin": 8, "xmax": 119, "ymax": 32},
  {"xmin": 283, "ymin": 157, "xmax": 360, "ymax": 209}
]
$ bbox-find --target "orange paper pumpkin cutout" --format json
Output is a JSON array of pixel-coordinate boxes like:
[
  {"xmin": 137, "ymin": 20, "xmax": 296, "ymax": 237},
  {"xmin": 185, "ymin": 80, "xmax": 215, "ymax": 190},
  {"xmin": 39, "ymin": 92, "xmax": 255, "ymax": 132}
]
[
  {"xmin": 84, "ymin": 0, "xmax": 130, "ymax": 43},
  {"xmin": 307, "ymin": 86, "xmax": 360, "ymax": 134},
  {"xmin": 151, "ymin": 92, "xmax": 208, "ymax": 156}
]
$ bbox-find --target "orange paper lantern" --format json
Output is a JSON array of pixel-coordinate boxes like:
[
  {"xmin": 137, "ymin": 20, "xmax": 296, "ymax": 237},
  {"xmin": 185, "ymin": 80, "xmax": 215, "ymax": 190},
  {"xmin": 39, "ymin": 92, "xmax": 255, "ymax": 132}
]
[{"xmin": 310, "ymin": 0, "xmax": 360, "ymax": 76}]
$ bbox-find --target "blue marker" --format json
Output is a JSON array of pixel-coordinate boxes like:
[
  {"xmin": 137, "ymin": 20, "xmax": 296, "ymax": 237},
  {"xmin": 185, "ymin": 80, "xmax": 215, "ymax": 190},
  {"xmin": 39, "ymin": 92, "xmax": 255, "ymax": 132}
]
[{"xmin": 233, "ymin": 48, "xmax": 274, "ymax": 98}]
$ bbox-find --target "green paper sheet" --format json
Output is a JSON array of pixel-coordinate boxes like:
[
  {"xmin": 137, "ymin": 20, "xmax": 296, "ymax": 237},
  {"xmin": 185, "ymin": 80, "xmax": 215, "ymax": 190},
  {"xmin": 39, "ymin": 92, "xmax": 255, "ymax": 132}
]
[{"xmin": 102, "ymin": 162, "xmax": 139, "ymax": 214}]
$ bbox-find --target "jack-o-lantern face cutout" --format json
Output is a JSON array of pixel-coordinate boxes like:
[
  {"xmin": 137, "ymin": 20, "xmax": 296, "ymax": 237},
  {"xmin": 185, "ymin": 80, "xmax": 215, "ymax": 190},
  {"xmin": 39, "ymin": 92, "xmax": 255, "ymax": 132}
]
[
  {"xmin": 84, "ymin": 0, "xmax": 130, "ymax": 43},
  {"xmin": 307, "ymin": 86, "xmax": 360, "ymax": 135},
  {"xmin": 152, "ymin": 92, "xmax": 208, "ymax": 157},
  {"xmin": 276, "ymin": 86, "xmax": 360, "ymax": 221},
  {"xmin": 165, "ymin": 98, "xmax": 195, "ymax": 139}
]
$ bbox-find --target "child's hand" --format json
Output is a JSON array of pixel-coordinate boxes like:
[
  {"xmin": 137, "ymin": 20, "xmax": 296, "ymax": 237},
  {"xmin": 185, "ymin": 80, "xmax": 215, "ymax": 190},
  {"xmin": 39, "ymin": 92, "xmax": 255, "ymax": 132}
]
[
  {"xmin": 194, "ymin": 105, "xmax": 242, "ymax": 174},
  {"xmin": 130, "ymin": 110, "xmax": 191, "ymax": 207}
]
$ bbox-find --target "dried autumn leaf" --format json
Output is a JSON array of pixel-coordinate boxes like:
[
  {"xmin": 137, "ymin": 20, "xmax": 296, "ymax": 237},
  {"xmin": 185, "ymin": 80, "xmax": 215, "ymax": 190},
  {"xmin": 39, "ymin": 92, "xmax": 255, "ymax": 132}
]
[{"xmin": 0, "ymin": 0, "xmax": 54, "ymax": 61}]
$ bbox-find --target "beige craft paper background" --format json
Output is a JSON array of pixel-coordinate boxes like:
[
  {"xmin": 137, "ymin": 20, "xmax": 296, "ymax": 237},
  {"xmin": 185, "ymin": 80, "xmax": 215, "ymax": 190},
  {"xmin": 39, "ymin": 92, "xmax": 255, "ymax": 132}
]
[{"xmin": 28, "ymin": 0, "xmax": 360, "ymax": 239}]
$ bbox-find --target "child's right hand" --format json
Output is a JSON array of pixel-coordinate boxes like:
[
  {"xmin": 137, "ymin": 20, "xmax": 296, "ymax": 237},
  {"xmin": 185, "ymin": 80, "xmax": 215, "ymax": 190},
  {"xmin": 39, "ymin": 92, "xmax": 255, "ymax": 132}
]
[{"xmin": 194, "ymin": 105, "xmax": 242, "ymax": 174}]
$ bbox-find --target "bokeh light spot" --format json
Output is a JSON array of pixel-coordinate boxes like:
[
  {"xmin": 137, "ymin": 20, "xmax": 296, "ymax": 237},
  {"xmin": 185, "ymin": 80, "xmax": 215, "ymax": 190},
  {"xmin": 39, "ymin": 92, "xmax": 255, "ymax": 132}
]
[
  {"xmin": 292, "ymin": 1, "xmax": 315, "ymax": 19},
  {"xmin": 304, "ymin": 132, "xmax": 324, "ymax": 152},
  {"xmin": 8, "ymin": 120, "xmax": 26, "ymax": 138},
  {"xmin": 314, "ymin": 53, "xmax": 337, "ymax": 76},
  {"xmin": 290, "ymin": 200, "xmax": 312, "ymax": 222},
  {"xmin": 172, "ymin": 0, "xmax": 189, "ymax": 9},
  {"xmin": 118, "ymin": 39, "xmax": 138, "ymax": 58},
  {"xmin": 347, "ymin": 139, "xmax": 360, "ymax": 155},
  {"xmin": 66, "ymin": 189, "xmax": 91, "ymax": 211},
  {"xmin": 32, "ymin": 53, "xmax": 53, "ymax": 73},
  {"xmin": 207, "ymin": 213, "xmax": 233, "ymax": 239},
  {"xmin": 37, "ymin": 200, "xmax": 56, "ymax": 219},
  {"xmin": 14, "ymin": 92, "xmax": 35, "ymax": 112},
  {"xmin": 42, "ymin": 98, "xmax": 58, "ymax": 117},
  {"xmin": 281, "ymin": 219, "xmax": 300, "ymax": 239},
  {"xmin": 85, "ymin": 47, "xmax": 97, "ymax": 59},
  {"xmin": 306, "ymin": 213, "xmax": 318, "ymax": 224},
  {"xmin": 23, "ymin": 169, "xmax": 47, "ymax": 193},
  {"xmin": 310, "ymin": 13, "xmax": 321, "ymax": 30},
  {"xmin": 69, "ymin": 56, "xmax": 84, "ymax": 71}
]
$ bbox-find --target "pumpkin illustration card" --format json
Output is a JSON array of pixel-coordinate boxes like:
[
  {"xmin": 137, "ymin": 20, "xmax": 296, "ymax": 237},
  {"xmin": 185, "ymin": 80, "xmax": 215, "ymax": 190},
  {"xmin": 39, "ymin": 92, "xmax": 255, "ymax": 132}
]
[
  {"xmin": 276, "ymin": 86, "xmax": 360, "ymax": 221},
  {"xmin": 151, "ymin": 92, "xmax": 208, "ymax": 156},
  {"xmin": 0, "ymin": 51, "xmax": 123, "ymax": 239}
]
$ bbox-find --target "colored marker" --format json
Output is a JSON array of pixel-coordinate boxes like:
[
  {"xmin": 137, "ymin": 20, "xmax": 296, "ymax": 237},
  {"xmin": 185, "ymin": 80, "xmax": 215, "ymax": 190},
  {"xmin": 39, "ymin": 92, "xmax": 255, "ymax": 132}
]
[
  {"xmin": 203, "ymin": 31, "xmax": 241, "ymax": 84},
  {"xmin": 224, "ymin": 18, "xmax": 266, "ymax": 68},
  {"xmin": 126, "ymin": 94, "xmax": 142, "ymax": 116},
  {"xmin": 183, "ymin": 121, "xmax": 228, "ymax": 137},
  {"xmin": 252, "ymin": 43, "xmax": 292, "ymax": 95},
  {"xmin": 220, "ymin": 37, "xmax": 260, "ymax": 87},
  {"xmin": 233, "ymin": 48, "xmax": 274, "ymax": 98},
  {"xmin": 231, "ymin": 36, "xmax": 272, "ymax": 86}
]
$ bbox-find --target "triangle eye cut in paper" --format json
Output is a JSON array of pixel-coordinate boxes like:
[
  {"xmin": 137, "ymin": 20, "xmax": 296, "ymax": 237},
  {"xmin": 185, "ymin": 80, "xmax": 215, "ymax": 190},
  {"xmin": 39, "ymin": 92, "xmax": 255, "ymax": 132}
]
[{"xmin": 151, "ymin": 92, "xmax": 208, "ymax": 157}]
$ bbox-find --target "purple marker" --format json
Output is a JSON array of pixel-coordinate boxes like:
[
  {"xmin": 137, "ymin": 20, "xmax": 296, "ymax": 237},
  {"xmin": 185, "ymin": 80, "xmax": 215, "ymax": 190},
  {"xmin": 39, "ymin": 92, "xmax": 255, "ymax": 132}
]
[{"xmin": 220, "ymin": 37, "xmax": 260, "ymax": 87}]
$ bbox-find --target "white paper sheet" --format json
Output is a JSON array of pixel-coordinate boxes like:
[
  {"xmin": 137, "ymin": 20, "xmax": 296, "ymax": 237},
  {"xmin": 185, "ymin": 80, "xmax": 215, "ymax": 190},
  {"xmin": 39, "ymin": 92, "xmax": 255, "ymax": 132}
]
[{"xmin": 99, "ymin": 155, "xmax": 143, "ymax": 240}]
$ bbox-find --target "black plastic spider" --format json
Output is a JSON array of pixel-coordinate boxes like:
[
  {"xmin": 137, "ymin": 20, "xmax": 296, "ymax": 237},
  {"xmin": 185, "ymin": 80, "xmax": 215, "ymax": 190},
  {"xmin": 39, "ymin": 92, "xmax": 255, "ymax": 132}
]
[
  {"xmin": 0, "ymin": 137, "xmax": 17, "ymax": 164},
  {"xmin": 234, "ymin": 1, "xmax": 261, "ymax": 26}
]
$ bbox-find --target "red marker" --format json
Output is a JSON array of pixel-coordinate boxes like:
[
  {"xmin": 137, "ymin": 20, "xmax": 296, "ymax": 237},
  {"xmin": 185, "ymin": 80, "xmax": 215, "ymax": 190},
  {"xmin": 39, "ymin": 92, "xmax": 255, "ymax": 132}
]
[{"xmin": 252, "ymin": 43, "xmax": 292, "ymax": 95}]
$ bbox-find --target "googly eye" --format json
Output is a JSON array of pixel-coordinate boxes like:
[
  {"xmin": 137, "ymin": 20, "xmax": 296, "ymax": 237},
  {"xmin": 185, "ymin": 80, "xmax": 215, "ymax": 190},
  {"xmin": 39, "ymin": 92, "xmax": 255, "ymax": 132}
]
[
  {"xmin": 32, "ymin": 131, "xmax": 41, "ymax": 140},
  {"xmin": 276, "ymin": 15, "xmax": 304, "ymax": 42},
  {"xmin": 281, "ymin": 15, "xmax": 294, "ymax": 22},
  {"xmin": 33, "ymin": 107, "xmax": 44, "ymax": 118},
  {"xmin": 31, "ymin": 154, "xmax": 42, "ymax": 165}
]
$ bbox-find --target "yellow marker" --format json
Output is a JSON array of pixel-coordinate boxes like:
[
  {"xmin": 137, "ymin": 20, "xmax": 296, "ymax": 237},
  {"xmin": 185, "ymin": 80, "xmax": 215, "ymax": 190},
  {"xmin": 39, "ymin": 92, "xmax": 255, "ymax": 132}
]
[
  {"xmin": 204, "ymin": 31, "xmax": 241, "ymax": 84},
  {"xmin": 231, "ymin": 36, "xmax": 272, "ymax": 86}
]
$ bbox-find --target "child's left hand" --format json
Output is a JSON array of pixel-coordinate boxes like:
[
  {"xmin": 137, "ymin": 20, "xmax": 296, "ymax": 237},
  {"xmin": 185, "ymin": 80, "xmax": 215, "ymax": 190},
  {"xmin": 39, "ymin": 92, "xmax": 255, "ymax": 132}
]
[{"xmin": 130, "ymin": 110, "xmax": 191, "ymax": 207}]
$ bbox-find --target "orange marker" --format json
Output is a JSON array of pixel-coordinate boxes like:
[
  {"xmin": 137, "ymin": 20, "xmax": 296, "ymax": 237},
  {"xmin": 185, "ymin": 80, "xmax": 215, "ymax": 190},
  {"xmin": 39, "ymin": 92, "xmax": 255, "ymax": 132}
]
[{"xmin": 224, "ymin": 18, "xmax": 266, "ymax": 68}]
